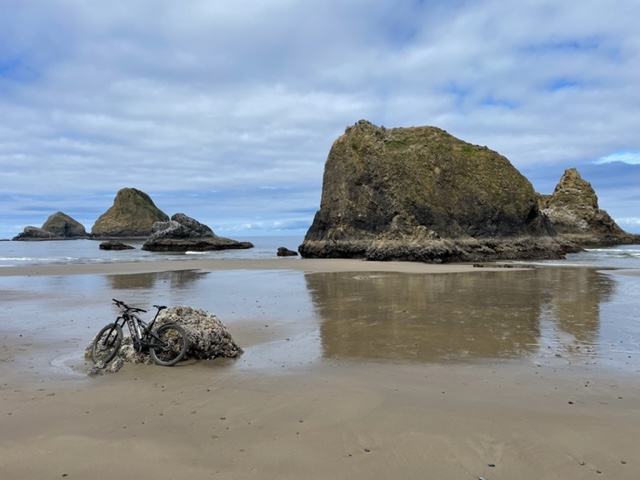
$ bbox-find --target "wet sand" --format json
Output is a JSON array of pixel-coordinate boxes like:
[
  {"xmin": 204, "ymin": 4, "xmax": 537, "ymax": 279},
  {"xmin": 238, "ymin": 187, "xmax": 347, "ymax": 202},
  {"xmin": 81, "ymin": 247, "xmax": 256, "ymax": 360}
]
[
  {"xmin": 0, "ymin": 257, "xmax": 492, "ymax": 276},
  {"xmin": 1, "ymin": 259, "xmax": 639, "ymax": 479}
]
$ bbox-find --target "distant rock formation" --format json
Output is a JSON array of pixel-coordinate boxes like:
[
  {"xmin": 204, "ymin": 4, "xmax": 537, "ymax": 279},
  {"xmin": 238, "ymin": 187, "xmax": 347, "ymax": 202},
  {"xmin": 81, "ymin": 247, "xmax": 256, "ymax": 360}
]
[
  {"xmin": 92, "ymin": 188, "xmax": 169, "ymax": 238},
  {"xmin": 141, "ymin": 213, "xmax": 254, "ymax": 252},
  {"xmin": 299, "ymin": 120, "xmax": 577, "ymax": 262},
  {"xmin": 13, "ymin": 211, "xmax": 88, "ymax": 241},
  {"xmin": 539, "ymin": 168, "xmax": 640, "ymax": 246},
  {"xmin": 12, "ymin": 226, "xmax": 55, "ymax": 241},
  {"xmin": 43, "ymin": 211, "xmax": 88, "ymax": 238},
  {"xmin": 99, "ymin": 240, "xmax": 135, "ymax": 250},
  {"xmin": 277, "ymin": 247, "xmax": 299, "ymax": 257}
]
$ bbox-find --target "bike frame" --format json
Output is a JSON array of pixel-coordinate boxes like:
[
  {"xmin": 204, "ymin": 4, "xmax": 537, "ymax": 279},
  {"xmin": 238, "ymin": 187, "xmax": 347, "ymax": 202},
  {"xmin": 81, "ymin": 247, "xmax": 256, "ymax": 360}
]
[{"xmin": 112, "ymin": 301, "xmax": 167, "ymax": 351}]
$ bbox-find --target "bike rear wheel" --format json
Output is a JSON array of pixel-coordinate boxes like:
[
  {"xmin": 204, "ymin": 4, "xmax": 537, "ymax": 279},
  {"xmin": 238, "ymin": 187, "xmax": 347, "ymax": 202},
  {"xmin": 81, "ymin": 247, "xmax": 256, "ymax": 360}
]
[
  {"xmin": 91, "ymin": 323, "xmax": 123, "ymax": 364},
  {"xmin": 149, "ymin": 323, "xmax": 189, "ymax": 366}
]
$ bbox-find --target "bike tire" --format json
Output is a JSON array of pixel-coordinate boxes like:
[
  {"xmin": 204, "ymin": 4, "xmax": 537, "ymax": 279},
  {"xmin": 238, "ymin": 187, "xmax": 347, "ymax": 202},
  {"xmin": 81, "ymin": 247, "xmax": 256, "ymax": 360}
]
[
  {"xmin": 149, "ymin": 323, "xmax": 189, "ymax": 366},
  {"xmin": 91, "ymin": 323, "xmax": 123, "ymax": 364}
]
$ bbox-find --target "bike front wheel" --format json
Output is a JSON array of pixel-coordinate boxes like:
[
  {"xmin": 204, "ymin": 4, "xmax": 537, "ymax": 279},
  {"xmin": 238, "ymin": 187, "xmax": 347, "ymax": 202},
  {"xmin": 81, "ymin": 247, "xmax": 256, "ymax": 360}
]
[
  {"xmin": 149, "ymin": 323, "xmax": 189, "ymax": 366},
  {"xmin": 91, "ymin": 323, "xmax": 123, "ymax": 364}
]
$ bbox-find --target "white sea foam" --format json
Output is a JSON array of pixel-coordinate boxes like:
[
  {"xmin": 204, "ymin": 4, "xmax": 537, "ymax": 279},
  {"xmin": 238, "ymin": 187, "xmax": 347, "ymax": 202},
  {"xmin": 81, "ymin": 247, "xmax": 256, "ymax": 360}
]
[{"xmin": 0, "ymin": 236, "xmax": 304, "ymax": 267}]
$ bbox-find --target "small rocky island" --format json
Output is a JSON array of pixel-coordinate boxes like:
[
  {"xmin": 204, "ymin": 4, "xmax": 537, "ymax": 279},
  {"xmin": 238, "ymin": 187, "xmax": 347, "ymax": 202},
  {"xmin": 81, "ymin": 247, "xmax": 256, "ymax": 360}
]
[
  {"xmin": 142, "ymin": 213, "xmax": 253, "ymax": 252},
  {"xmin": 299, "ymin": 120, "xmax": 578, "ymax": 263},
  {"xmin": 13, "ymin": 211, "xmax": 88, "ymax": 241},
  {"xmin": 92, "ymin": 187, "xmax": 170, "ymax": 238},
  {"xmin": 539, "ymin": 168, "xmax": 640, "ymax": 246},
  {"xmin": 11, "ymin": 188, "xmax": 252, "ymax": 252}
]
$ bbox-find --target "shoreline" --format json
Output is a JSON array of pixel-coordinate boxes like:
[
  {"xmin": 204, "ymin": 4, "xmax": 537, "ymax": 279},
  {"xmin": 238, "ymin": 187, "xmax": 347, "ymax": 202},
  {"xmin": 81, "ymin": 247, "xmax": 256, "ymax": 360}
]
[{"xmin": 0, "ymin": 257, "xmax": 518, "ymax": 277}]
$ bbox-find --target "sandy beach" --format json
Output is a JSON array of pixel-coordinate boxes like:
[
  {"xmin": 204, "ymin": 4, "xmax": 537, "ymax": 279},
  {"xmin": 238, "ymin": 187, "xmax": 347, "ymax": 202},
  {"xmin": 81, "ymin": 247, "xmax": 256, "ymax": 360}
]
[
  {"xmin": 0, "ymin": 257, "xmax": 491, "ymax": 277},
  {"xmin": 1, "ymin": 259, "xmax": 639, "ymax": 479}
]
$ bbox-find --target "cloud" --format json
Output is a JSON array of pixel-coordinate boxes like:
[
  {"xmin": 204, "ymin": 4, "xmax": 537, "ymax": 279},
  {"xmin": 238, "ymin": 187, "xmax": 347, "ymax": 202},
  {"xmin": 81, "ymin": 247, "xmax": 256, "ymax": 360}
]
[
  {"xmin": 595, "ymin": 151, "xmax": 640, "ymax": 165},
  {"xmin": 1, "ymin": 0, "xmax": 639, "ymax": 237}
]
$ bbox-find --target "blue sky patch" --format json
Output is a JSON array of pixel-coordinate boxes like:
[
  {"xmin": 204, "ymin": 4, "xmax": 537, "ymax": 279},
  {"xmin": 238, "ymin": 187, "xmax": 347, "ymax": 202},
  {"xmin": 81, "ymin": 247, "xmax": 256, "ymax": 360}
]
[
  {"xmin": 545, "ymin": 78, "xmax": 581, "ymax": 91},
  {"xmin": 595, "ymin": 151, "xmax": 640, "ymax": 165},
  {"xmin": 523, "ymin": 36, "xmax": 603, "ymax": 54},
  {"xmin": 480, "ymin": 95, "xmax": 518, "ymax": 109},
  {"xmin": 0, "ymin": 54, "xmax": 38, "ymax": 82}
]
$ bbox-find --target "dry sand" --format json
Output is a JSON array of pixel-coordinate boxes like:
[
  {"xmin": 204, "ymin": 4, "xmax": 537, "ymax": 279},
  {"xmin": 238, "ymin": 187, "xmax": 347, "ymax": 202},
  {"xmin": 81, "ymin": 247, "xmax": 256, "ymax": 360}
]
[{"xmin": 1, "ymin": 259, "xmax": 639, "ymax": 479}]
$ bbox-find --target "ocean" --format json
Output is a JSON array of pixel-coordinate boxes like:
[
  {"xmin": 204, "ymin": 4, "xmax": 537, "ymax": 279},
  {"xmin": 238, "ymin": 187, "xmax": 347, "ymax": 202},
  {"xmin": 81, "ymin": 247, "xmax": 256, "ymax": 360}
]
[
  {"xmin": 1, "ymin": 237, "xmax": 639, "ymax": 269},
  {"xmin": 0, "ymin": 235, "xmax": 306, "ymax": 268}
]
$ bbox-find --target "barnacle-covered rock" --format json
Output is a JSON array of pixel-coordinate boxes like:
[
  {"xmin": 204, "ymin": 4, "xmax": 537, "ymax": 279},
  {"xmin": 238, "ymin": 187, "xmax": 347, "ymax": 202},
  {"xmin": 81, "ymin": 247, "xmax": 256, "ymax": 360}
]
[
  {"xmin": 84, "ymin": 305, "xmax": 242, "ymax": 373},
  {"xmin": 157, "ymin": 305, "xmax": 243, "ymax": 360}
]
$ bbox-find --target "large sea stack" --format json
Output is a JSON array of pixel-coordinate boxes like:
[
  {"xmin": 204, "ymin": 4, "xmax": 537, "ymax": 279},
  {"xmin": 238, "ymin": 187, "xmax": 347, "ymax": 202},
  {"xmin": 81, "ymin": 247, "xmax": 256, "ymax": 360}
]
[
  {"xmin": 299, "ymin": 120, "xmax": 577, "ymax": 263},
  {"xmin": 92, "ymin": 188, "xmax": 169, "ymax": 238},
  {"xmin": 142, "ymin": 213, "xmax": 253, "ymax": 252},
  {"xmin": 13, "ymin": 211, "xmax": 88, "ymax": 241},
  {"xmin": 539, "ymin": 168, "xmax": 640, "ymax": 246}
]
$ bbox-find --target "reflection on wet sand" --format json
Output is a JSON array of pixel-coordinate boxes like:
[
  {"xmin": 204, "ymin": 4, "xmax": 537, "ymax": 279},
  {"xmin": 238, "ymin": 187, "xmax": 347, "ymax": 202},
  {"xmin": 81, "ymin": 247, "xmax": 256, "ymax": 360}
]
[
  {"xmin": 305, "ymin": 268, "xmax": 615, "ymax": 363},
  {"xmin": 547, "ymin": 268, "xmax": 614, "ymax": 344},
  {"xmin": 107, "ymin": 269, "xmax": 209, "ymax": 290}
]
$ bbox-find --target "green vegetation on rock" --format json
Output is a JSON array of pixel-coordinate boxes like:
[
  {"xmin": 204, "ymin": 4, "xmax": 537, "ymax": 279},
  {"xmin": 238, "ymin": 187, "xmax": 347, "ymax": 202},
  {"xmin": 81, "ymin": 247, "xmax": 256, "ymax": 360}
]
[
  {"xmin": 300, "ymin": 119, "xmax": 572, "ymax": 262},
  {"xmin": 42, "ymin": 211, "xmax": 87, "ymax": 238},
  {"xmin": 91, "ymin": 188, "xmax": 169, "ymax": 238},
  {"xmin": 13, "ymin": 211, "xmax": 87, "ymax": 240}
]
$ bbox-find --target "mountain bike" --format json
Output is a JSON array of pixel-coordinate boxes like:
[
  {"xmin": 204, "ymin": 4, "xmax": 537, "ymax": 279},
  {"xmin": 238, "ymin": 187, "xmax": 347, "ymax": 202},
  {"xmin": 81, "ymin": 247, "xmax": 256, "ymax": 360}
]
[{"xmin": 91, "ymin": 298, "xmax": 189, "ymax": 367}]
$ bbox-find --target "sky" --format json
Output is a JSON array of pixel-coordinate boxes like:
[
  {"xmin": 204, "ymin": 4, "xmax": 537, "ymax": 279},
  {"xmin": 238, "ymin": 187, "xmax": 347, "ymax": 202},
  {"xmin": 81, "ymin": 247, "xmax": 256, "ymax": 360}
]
[{"xmin": 1, "ymin": 0, "xmax": 639, "ymax": 240}]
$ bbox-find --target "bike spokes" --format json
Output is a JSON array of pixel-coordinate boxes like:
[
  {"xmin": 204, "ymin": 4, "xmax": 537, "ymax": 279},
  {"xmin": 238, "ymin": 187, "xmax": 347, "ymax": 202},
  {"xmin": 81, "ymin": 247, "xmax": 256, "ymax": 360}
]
[
  {"xmin": 149, "ymin": 324, "xmax": 188, "ymax": 366},
  {"xmin": 91, "ymin": 323, "xmax": 123, "ymax": 364}
]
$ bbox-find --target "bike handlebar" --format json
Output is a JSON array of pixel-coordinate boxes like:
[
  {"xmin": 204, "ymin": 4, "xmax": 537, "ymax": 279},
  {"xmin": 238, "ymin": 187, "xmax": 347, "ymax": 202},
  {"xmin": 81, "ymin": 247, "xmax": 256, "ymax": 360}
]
[{"xmin": 112, "ymin": 298, "xmax": 147, "ymax": 313}]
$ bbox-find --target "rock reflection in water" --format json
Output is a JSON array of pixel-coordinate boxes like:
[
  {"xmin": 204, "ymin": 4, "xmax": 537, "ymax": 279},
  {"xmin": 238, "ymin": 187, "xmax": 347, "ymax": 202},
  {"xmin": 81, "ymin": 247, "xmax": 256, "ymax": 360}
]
[
  {"xmin": 304, "ymin": 268, "xmax": 614, "ymax": 363},
  {"xmin": 107, "ymin": 270, "xmax": 209, "ymax": 290}
]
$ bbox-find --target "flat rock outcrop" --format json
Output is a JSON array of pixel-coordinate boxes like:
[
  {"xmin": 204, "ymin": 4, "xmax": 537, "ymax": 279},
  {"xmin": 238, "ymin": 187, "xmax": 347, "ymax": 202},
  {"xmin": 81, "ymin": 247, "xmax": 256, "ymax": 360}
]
[
  {"xmin": 277, "ymin": 247, "xmax": 299, "ymax": 257},
  {"xmin": 141, "ymin": 213, "xmax": 253, "ymax": 252},
  {"xmin": 299, "ymin": 120, "xmax": 577, "ymax": 263},
  {"xmin": 12, "ymin": 226, "xmax": 55, "ymax": 241},
  {"xmin": 539, "ymin": 168, "xmax": 640, "ymax": 246},
  {"xmin": 13, "ymin": 212, "xmax": 87, "ymax": 240},
  {"xmin": 99, "ymin": 240, "xmax": 135, "ymax": 250},
  {"xmin": 92, "ymin": 188, "xmax": 169, "ymax": 238}
]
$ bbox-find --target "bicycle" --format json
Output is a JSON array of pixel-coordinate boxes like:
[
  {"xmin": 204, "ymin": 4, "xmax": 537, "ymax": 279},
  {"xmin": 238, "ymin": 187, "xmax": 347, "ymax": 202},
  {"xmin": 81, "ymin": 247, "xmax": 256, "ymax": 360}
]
[{"xmin": 92, "ymin": 298, "xmax": 189, "ymax": 367}]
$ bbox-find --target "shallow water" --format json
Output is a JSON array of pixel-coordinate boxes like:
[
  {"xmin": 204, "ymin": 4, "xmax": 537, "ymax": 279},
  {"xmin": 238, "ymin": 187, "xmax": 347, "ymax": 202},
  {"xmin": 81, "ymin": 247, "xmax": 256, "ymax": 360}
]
[
  {"xmin": 2, "ymin": 265, "xmax": 639, "ymax": 377},
  {"xmin": 305, "ymin": 268, "xmax": 640, "ymax": 370},
  {"xmin": 0, "ymin": 236, "xmax": 305, "ymax": 267}
]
